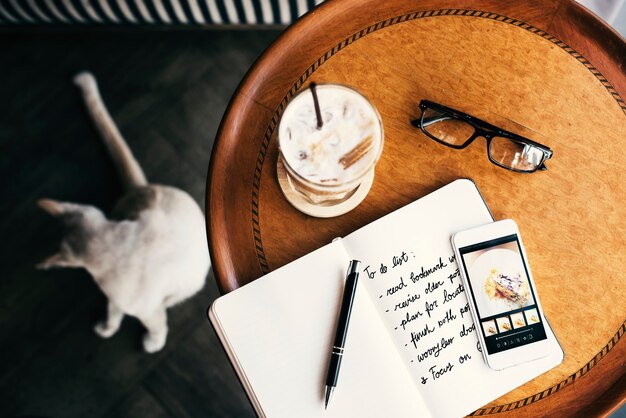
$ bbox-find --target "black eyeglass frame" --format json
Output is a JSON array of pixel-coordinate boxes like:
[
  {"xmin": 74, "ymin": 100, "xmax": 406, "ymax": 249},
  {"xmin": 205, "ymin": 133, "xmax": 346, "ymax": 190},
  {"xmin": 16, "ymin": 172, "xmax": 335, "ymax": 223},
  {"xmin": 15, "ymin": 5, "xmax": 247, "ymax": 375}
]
[{"xmin": 412, "ymin": 100, "xmax": 553, "ymax": 173}]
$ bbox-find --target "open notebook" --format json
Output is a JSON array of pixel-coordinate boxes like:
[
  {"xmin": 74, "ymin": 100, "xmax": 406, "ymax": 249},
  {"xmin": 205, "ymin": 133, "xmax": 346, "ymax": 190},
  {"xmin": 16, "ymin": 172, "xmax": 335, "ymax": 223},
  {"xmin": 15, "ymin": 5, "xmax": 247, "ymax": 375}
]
[{"xmin": 209, "ymin": 179, "xmax": 564, "ymax": 418}]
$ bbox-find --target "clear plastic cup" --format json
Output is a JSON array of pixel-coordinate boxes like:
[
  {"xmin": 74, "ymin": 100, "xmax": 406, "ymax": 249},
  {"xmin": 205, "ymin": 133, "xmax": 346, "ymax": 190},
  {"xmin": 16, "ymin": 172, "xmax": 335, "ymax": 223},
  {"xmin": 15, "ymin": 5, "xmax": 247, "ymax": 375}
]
[{"xmin": 278, "ymin": 84, "xmax": 384, "ymax": 205}]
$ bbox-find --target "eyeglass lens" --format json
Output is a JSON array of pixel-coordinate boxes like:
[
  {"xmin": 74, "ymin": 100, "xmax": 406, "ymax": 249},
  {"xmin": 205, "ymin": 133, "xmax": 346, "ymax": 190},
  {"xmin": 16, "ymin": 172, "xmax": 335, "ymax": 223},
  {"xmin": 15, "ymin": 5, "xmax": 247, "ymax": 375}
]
[
  {"xmin": 422, "ymin": 108, "xmax": 474, "ymax": 146},
  {"xmin": 489, "ymin": 137, "xmax": 544, "ymax": 172}
]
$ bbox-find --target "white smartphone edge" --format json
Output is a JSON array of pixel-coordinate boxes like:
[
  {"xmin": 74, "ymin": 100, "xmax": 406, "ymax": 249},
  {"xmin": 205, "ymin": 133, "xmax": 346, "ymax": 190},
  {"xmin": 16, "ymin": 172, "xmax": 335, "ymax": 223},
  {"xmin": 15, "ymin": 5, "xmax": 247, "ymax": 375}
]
[{"xmin": 452, "ymin": 219, "xmax": 552, "ymax": 371}]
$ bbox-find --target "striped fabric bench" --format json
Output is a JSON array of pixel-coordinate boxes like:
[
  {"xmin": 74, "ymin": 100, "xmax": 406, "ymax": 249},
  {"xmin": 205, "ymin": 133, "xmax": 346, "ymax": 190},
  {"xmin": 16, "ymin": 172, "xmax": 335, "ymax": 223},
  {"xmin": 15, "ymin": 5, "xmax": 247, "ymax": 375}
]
[{"xmin": 0, "ymin": 0, "xmax": 322, "ymax": 25}]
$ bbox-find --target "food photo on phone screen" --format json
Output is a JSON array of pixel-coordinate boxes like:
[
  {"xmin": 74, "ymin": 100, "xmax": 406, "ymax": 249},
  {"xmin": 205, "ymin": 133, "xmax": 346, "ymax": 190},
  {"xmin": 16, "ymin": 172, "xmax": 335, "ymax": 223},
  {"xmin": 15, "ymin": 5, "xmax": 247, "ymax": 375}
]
[{"xmin": 458, "ymin": 235, "xmax": 547, "ymax": 355}]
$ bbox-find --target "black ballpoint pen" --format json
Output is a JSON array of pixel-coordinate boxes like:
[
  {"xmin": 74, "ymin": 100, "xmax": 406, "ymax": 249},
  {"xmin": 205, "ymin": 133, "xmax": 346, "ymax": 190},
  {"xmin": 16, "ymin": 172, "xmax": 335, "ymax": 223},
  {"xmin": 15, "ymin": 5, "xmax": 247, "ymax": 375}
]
[{"xmin": 325, "ymin": 259, "xmax": 360, "ymax": 409}]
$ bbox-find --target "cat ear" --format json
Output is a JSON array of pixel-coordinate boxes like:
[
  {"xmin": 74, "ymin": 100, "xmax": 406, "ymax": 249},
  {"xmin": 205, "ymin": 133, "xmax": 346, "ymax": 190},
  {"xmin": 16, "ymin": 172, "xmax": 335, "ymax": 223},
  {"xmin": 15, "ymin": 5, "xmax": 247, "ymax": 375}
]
[
  {"xmin": 38, "ymin": 199, "xmax": 79, "ymax": 216},
  {"xmin": 36, "ymin": 252, "xmax": 76, "ymax": 269}
]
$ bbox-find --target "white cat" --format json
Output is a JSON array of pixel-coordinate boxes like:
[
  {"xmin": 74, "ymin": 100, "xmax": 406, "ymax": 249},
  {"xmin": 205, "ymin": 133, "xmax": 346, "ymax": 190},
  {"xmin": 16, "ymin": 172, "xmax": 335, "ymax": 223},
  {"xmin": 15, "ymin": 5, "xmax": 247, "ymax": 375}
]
[{"xmin": 38, "ymin": 72, "xmax": 211, "ymax": 353}]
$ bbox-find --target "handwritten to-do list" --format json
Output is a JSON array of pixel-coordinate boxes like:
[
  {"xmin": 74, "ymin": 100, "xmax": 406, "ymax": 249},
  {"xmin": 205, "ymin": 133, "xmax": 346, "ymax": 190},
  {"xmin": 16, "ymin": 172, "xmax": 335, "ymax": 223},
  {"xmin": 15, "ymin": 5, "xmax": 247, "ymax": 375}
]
[{"xmin": 360, "ymin": 249, "xmax": 481, "ymax": 388}]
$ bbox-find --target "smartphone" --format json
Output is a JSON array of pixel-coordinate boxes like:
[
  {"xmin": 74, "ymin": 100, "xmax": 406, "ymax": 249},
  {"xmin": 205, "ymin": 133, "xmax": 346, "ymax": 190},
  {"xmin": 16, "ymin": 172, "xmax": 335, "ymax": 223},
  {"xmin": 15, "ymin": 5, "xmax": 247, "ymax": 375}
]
[{"xmin": 452, "ymin": 219, "xmax": 550, "ymax": 370}]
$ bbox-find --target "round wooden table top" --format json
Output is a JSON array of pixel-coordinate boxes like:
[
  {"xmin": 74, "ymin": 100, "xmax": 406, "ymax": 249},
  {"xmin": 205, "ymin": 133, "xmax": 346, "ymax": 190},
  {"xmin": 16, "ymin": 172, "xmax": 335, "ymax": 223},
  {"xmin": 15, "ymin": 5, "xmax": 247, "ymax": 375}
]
[{"xmin": 206, "ymin": 0, "xmax": 626, "ymax": 416}]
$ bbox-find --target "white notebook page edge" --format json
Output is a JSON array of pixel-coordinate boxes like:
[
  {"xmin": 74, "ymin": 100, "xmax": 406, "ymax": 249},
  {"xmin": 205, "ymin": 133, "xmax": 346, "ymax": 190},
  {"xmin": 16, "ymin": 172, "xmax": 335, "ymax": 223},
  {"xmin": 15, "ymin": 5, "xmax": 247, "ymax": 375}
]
[{"xmin": 209, "ymin": 305, "xmax": 264, "ymax": 414}]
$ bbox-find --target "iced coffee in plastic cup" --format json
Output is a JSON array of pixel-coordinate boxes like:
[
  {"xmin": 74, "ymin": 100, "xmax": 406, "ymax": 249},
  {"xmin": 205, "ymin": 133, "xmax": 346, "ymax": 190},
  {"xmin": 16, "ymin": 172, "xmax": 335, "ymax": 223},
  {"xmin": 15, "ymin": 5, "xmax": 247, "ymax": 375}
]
[{"xmin": 277, "ymin": 84, "xmax": 384, "ymax": 206}]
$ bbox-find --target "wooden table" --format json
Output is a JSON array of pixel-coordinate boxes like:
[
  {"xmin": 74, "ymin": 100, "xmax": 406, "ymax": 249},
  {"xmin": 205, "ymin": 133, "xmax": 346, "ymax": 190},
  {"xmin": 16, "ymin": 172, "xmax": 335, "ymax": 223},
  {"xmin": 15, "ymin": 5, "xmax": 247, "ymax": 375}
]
[{"xmin": 206, "ymin": 1, "xmax": 626, "ymax": 416}]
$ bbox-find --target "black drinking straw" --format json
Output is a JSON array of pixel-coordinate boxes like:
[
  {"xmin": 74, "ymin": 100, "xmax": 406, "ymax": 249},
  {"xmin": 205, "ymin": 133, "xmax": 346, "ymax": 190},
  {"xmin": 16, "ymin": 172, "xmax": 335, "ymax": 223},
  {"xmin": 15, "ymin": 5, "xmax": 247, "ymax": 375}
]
[{"xmin": 310, "ymin": 83, "xmax": 323, "ymax": 130}]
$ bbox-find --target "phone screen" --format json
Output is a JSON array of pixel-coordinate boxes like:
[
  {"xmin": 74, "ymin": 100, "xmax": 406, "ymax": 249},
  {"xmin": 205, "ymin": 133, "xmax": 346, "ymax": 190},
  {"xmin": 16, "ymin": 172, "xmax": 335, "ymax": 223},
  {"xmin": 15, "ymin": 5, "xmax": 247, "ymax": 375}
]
[{"xmin": 459, "ymin": 234, "xmax": 547, "ymax": 354}]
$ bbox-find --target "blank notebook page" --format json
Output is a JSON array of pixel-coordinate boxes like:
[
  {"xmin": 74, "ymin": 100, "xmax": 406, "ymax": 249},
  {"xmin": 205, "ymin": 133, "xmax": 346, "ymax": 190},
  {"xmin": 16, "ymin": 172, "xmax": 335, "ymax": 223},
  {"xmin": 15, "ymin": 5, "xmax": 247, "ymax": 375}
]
[{"xmin": 211, "ymin": 240, "xmax": 429, "ymax": 418}]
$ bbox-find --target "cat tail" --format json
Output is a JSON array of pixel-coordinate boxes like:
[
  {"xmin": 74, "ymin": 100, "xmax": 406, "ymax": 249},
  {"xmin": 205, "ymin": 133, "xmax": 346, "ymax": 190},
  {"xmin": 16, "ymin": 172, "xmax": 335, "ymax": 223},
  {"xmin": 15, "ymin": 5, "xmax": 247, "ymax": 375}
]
[{"xmin": 73, "ymin": 71, "xmax": 148, "ymax": 190}]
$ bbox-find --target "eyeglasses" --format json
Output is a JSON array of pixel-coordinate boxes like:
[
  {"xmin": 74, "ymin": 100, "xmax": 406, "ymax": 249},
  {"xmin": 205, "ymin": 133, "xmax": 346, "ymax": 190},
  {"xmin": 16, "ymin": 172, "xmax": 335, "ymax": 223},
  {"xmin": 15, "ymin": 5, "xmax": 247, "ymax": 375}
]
[{"xmin": 412, "ymin": 100, "xmax": 553, "ymax": 173}]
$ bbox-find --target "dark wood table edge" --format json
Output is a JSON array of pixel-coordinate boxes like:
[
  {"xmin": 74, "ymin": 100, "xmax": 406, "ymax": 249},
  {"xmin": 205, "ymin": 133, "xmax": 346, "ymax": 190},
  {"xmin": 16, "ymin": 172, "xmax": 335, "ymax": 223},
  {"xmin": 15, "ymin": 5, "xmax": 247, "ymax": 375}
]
[
  {"xmin": 206, "ymin": 90, "xmax": 251, "ymax": 294},
  {"xmin": 205, "ymin": 0, "xmax": 626, "ymax": 414}
]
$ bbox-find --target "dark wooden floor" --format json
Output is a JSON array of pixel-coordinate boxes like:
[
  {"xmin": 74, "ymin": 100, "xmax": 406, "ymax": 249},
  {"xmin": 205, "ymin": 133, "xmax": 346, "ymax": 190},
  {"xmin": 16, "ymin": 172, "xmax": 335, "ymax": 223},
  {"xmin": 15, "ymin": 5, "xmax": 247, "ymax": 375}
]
[{"xmin": 0, "ymin": 28, "xmax": 281, "ymax": 418}]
